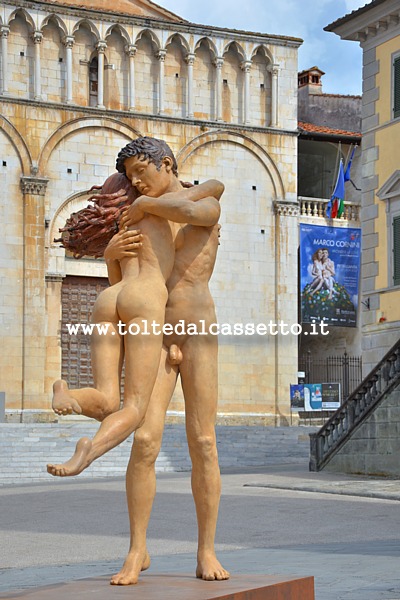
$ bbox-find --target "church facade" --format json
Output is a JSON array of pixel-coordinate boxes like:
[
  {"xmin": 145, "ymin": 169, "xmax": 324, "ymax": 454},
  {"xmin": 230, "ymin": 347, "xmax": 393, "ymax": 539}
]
[{"xmin": 0, "ymin": 0, "xmax": 301, "ymax": 423}]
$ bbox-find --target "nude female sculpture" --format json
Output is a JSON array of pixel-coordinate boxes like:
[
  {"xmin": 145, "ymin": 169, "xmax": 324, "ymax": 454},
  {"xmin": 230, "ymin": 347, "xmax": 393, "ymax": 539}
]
[{"xmin": 48, "ymin": 136, "xmax": 229, "ymax": 583}]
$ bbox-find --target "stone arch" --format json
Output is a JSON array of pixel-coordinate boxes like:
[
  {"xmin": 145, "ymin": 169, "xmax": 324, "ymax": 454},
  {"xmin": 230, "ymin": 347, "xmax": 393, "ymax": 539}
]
[
  {"xmin": 8, "ymin": 7, "xmax": 35, "ymax": 32},
  {"xmin": 194, "ymin": 37, "xmax": 218, "ymax": 61},
  {"xmin": 177, "ymin": 130, "xmax": 285, "ymax": 200},
  {"xmin": 105, "ymin": 23, "xmax": 131, "ymax": 45},
  {"xmin": 0, "ymin": 115, "xmax": 32, "ymax": 175},
  {"xmin": 250, "ymin": 46, "xmax": 273, "ymax": 127},
  {"xmin": 164, "ymin": 33, "xmax": 189, "ymax": 117},
  {"xmin": 134, "ymin": 28, "xmax": 161, "ymax": 51},
  {"xmin": 40, "ymin": 15, "xmax": 67, "ymax": 103},
  {"xmin": 38, "ymin": 117, "xmax": 141, "ymax": 175},
  {"xmin": 104, "ymin": 26, "xmax": 130, "ymax": 110},
  {"xmin": 221, "ymin": 42, "xmax": 244, "ymax": 123},
  {"xmin": 165, "ymin": 32, "xmax": 190, "ymax": 54},
  {"xmin": 72, "ymin": 19, "xmax": 101, "ymax": 41},
  {"xmin": 251, "ymin": 44, "xmax": 274, "ymax": 64},
  {"xmin": 39, "ymin": 13, "xmax": 68, "ymax": 37},
  {"xmin": 222, "ymin": 40, "xmax": 246, "ymax": 62}
]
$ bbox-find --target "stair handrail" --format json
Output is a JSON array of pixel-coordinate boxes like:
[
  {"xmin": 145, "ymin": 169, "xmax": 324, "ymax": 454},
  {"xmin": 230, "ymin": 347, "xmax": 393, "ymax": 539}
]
[{"xmin": 309, "ymin": 336, "xmax": 400, "ymax": 471}]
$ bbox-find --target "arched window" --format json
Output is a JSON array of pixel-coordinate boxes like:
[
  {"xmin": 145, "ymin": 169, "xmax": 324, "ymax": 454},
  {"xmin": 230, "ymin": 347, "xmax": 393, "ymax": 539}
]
[{"xmin": 89, "ymin": 56, "xmax": 98, "ymax": 106}]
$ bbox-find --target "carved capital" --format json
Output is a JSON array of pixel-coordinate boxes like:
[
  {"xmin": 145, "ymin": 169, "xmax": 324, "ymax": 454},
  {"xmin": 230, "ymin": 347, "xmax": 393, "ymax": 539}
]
[
  {"xmin": 125, "ymin": 44, "xmax": 137, "ymax": 58},
  {"xmin": 156, "ymin": 49, "xmax": 166, "ymax": 61},
  {"xmin": 274, "ymin": 201, "xmax": 299, "ymax": 217},
  {"xmin": 96, "ymin": 40, "xmax": 107, "ymax": 54},
  {"xmin": 20, "ymin": 176, "xmax": 49, "ymax": 196},
  {"xmin": 268, "ymin": 63, "xmax": 280, "ymax": 77},
  {"xmin": 32, "ymin": 31, "xmax": 43, "ymax": 44},
  {"xmin": 213, "ymin": 57, "xmax": 224, "ymax": 69},
  {"xmin": 46, "ymin": 273, "xmax": 64, "ymax": 283},
  {"xmin": 63, "ymin": 35, "xmax": 75, "ymax": 49},
  {"xmin": 185, "ymin": 52, "xmax": 196, "ymax": 66},
  {"xmin": 0, "ymin": 25, "xmax": 10, "ymax": 38},
  {"xmin": 240, "ymin": 60, "xmax": 252, "ymax": 73}
]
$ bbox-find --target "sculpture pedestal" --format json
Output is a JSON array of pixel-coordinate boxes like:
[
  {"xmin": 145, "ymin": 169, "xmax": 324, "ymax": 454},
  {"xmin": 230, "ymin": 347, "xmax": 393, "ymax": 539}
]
[{"xmin": 2, "ymin": 573, "xmax": 314, "ymax": 599}]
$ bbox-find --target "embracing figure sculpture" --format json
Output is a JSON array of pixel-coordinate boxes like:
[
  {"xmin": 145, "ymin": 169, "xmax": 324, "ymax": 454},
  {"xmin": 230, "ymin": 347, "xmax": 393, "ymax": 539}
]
[{"xmin": 48, "ymin": 136, "xmax": 229, "ymax": 584}]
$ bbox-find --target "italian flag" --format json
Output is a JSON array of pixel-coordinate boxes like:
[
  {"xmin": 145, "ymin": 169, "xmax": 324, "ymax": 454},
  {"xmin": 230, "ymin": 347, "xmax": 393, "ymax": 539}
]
[{"xmin": 326, "ymin": 160, "xmax": 345, "ymax": 219}]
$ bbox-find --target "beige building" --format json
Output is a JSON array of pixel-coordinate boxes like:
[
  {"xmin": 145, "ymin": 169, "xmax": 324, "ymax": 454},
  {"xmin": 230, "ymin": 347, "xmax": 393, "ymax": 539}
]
[
  {"xmin": 0, "ymin": 0, "xmax": 302, "ymax": 423},
  {"xmin": 326, "ymin": 0, "xmax": 400, "ymax": 374}
]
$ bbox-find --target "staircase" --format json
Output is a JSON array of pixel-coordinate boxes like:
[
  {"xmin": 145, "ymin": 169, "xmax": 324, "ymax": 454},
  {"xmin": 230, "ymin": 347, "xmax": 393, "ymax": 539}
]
[
  {"xmin": 0, "ymin": 424, "xmax": 317, "ymax": 485},
  {"xmin": 309, "ymin": 338, "xmax": 400, "ymax": 472}
]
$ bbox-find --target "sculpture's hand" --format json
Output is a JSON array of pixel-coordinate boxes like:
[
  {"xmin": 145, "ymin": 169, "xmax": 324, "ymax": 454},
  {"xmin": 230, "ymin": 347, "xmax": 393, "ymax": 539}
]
[
  {"xmin": 104, "ymin": 227, "xmax": 143, "ymax": 261},
  {"xmin": 121, "ymin": 197, "xmax": 146, "ymax": 227}
]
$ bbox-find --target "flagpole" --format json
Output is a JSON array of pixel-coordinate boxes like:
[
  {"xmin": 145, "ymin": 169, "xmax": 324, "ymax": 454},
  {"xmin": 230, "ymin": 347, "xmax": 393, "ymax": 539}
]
[
  {"xmin": 331, "ymin": 141, "xmax": 341, "ymax": 196},
  {"xmin": 344, "ymin": 143, "xmax": 352, "ymax": 172}
]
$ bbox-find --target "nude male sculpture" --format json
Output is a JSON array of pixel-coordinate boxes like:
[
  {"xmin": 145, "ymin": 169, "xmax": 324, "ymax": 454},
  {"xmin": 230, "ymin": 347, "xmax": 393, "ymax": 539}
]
[{"xmin": 105, "ymin": 155, "xmax": 228, "ymax": 585}]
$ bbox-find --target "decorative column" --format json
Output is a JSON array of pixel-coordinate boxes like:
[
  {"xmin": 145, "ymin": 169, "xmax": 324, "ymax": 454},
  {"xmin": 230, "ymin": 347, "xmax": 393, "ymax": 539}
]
[
  {"xmin": 96, "ymin": 40, "xmax": 107, "ymax": 109},
  {"xmin": 269, "ymin": 63, "xmax": 279, "ymax": 127},
  {"xmin": 274, "ymin": 200, "xmax": 300, "ymax": 424},
  {"xmin": 33, "ymin": 31, "xmax": 43, "ymax": 100},
  {"xmin": 63, "ymin": 35, "xmax": 74, "ymax": 104},
  {"xmin": 0, "ymin": 26, "xmax": 10, "ymax": 95},
  {"xmin": 185, "ymin": 52, "xmax": 195, "ymax": 118},
  {"xmin": 125, "ymin": 44, "xmax": 137, "ymax": 111},
  {"xmin": 20, "ymin": 176, "xmax": 49, "ymax": 415},
  {"xmin": 156, "ymin": 49, "xmax": 166, "ymax": 115},
  {"xmin": 213, "ymin": 57, "xmax": 224, "ymax": 121},
  {"xmin": 241, "ymin": 60, "xmax": 252, "ymax": 125}
]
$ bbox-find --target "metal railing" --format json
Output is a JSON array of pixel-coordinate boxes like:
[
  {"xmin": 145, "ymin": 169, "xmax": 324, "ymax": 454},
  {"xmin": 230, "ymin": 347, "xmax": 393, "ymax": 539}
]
[
  {"xmin": 299, "ymin": 351, "xmax": 362, "ymax": 402},
  {"xmin": 309, "ymin": 338, "xmax": 400, "ymax": 471}
]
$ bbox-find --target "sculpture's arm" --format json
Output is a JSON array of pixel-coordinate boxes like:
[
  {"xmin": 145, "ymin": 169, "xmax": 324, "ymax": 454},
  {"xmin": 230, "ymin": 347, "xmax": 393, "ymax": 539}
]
[
  {"xmin": 137, "ymin": 194, "xmax": 221, "ymax": 227},
  {"xmin": 167, "ymin": 179, "xmax": 224, "ymax": 202},
  {"xmin": 103, "ymin": 227, "xmax": 143, "ymax": 285},
  {"xmin": 123, "ymin": 179, "xmax": 223, "ymax": 227}
]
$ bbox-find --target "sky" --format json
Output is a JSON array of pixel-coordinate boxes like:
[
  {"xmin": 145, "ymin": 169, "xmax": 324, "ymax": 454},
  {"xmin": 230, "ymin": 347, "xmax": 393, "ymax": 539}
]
[{"xmin": 158, "ymin": 0, "xmax": 369, "ymax": 95}]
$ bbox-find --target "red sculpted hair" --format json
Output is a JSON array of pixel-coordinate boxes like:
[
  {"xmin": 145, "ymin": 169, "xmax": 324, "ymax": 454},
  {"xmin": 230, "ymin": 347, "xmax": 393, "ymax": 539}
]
[{"xmin": 55, "ymin": 173, "xmax": 139, "ymax": 258}]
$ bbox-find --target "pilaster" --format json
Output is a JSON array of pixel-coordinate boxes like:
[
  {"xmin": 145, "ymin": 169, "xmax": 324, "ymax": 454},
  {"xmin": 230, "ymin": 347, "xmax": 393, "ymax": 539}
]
[{"xmin": 20, "ymin": 176, "xmax": 49, "ymax": 412}]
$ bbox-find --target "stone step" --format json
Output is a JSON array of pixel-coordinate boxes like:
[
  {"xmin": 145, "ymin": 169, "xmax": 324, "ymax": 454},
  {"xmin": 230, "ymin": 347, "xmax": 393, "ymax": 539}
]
[{"xmin": 0, "ymin": 424, "xmax": 317, "ymax": 485}]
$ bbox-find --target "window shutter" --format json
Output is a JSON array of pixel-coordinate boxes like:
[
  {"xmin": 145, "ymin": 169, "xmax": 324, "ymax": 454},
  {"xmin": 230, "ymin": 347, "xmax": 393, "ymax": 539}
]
[
  {"xmin": 393, "ymin": 216, "xmax": 400, "ymax": 286},
  {"xmin": 394, "ymin": 57, "xmax": 400, "ymax": 119}
]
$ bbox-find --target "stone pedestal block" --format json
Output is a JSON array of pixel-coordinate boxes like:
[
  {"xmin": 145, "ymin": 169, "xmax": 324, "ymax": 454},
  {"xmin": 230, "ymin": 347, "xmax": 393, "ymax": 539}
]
[{"xmin": 0, "ymin": 573, "xmax": 315, "ymax": 599}]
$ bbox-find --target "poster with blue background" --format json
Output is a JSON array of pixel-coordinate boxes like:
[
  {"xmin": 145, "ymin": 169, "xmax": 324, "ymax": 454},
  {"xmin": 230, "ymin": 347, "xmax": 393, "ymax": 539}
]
[{"xmin": 300, "ymin": 224, "xmax": 361, "ymax": 327}]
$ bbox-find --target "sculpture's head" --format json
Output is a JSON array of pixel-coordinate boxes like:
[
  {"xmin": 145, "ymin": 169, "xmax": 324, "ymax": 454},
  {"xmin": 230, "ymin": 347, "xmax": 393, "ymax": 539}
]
[
  {"xmin": 116, "ymin": 137, "xmax": 179, "ymax": 198},
  {"xmin": 116, "ymin": 136, "xmax": 178, "ymax": 178},
  {"xmin": 99, "ymin": 172, "xmax": 139, "ymax": 205}
]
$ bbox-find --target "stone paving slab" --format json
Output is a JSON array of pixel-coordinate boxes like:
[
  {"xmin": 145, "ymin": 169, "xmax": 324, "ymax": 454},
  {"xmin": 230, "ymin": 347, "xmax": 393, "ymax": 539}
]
[
  {"xmin": 220, "ymin": 463, "xmax": 400, "ymax": 501},
  {"xmin": 1, "ymin": 466, "xmax": 399, "ymax": 600},
  {"xmin": 244, "ymin": 477, "xmax": 400, "ymax": 501}
]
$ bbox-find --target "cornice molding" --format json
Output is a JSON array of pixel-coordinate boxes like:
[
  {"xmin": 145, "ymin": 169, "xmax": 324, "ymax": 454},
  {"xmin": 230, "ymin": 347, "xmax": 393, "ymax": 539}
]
[
  {"xmin": 4, "ymin": 0, "xmax": 303, "ymax": 48},
  {"xmin": 1, "ymin": 96, "xmax": 299, "ymax": 137}
]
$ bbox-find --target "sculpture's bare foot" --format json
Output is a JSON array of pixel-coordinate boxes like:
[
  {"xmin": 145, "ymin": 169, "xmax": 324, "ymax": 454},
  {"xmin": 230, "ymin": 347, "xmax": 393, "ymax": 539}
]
[
  {"xmin": 196, "ymin": 551, "xmax": 230, "ymax": 581},
  {"xmin": 52, "ymin": 379, "xmax": 82, "ymax": 416},
  {"xmin": 47, "ymin": 437, "xmax": 92, "ymax": 477},
  {"xmin": 110, "ymin": 549, "xmax": 151, "ymax": 585}
]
